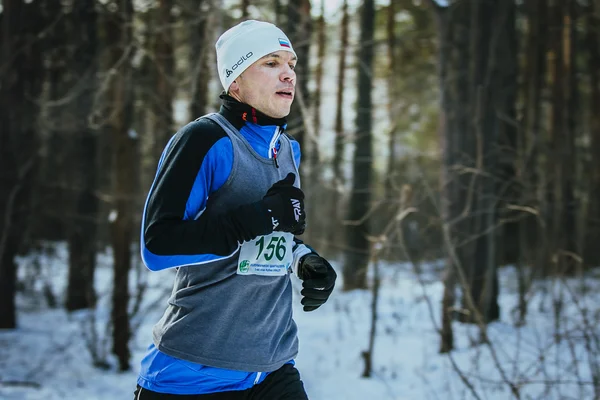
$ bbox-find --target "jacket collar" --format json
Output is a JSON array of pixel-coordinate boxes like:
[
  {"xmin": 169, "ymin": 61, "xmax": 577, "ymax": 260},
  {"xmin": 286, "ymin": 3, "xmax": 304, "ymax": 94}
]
[{"xmin": 218, "ymin": 93, "xmax": 288, "ymax": 131}]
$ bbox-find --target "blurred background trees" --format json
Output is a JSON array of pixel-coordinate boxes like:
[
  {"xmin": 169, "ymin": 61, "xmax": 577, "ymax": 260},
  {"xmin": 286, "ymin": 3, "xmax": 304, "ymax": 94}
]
[{"xmin": 1, "ymin": 0, "xmax": 600, "ymax": 375}]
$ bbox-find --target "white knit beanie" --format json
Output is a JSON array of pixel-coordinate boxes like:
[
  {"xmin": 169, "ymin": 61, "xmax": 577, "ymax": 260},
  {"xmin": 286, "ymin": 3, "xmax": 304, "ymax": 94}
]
[{"xmin": 215, "ymin": 20, "xmax": 297, "ymax": 92}]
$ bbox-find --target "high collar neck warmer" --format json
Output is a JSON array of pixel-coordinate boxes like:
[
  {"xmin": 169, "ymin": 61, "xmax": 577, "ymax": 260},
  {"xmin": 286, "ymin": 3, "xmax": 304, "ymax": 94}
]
[{"xmin": 219, "ymin": 93, "xmax": 288, "ymax": 130}]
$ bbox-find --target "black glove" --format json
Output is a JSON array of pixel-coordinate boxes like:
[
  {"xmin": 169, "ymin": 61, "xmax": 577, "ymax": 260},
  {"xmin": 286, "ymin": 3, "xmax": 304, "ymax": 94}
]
[
  {"xmin": 217, "ymin": 173, "xmax": 305, "ymax": 247},
  {"xmin": 297, "ymin": 254, "xmax": 336, "ymax": 312},
  {"xmin": 262, "ymin": 172, "xmax": 306, "ymax": 235}
]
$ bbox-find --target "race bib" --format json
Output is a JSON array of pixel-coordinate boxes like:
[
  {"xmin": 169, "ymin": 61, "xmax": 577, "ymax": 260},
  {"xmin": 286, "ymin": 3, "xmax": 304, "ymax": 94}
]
[{"xmin": 237, "ymin": 232, "xmax": 294, "ymax": 276}]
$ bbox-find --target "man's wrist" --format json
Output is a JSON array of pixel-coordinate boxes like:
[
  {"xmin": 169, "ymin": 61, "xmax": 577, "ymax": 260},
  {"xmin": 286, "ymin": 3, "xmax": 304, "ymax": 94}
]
[{"xmin": 292, "ymin": 245, "xmax": 314, "ymax": 277}]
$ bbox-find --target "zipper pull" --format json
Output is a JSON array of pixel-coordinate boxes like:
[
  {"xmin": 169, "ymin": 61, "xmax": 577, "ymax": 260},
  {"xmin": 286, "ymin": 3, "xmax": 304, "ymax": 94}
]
[{"xmin": 273, "ymin": 146, "xmax": 279, "ymax": 168}]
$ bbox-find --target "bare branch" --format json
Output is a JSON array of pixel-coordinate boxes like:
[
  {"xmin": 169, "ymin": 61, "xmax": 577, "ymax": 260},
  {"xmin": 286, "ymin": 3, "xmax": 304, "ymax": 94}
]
[{"xmin": 0, "ymin": 380, "xmax": 41, "ymax": 388}]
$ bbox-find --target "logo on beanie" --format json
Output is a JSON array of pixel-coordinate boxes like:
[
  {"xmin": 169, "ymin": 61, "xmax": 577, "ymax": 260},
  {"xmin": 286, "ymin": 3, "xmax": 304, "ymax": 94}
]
[
  {"xmin": 226, "ymin": 69, "xmax": 233, "ymax": 77},
  {"xmin": 230, "ymin": 51, "xmax": 254, "ymax": 73},
  {"xmin": 278, "ymin": 38, "xmax": 290, "ymax": 48}
]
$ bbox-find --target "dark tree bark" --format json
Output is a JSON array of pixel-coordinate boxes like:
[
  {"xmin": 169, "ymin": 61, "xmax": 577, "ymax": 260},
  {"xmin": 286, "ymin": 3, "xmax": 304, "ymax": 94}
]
[
  {"xmin": 313, "ymin": 0, "xmax": 326, "ymax": 146},
  {"xmin": 344, "ymin": 0, "xmax": 375, "ymax": 290},
  {"xmin": 0, "ymin": 0, "xmax": 45, "ymax": 329},
  {"xmin": 327, "ymin": 0, "xmax": 350, "ymax": 256},
  {"xmin": 434, "ymin": 0, "xmax": 470, "ymax": 352},
  {"xmin": 385, "ymin": 0, "xmax": 399, "ymax": 199},
  {"xmin": 545, "ymin": 0, "xmax": 564, "ymax": 277},
  {"xmin": 304, "ymin": 0, "xmax": 327, "ymax": 246},
  {"xmin": 463, "ymin": 0, "xmax": 516, "ymax": 327},
  {"xmin": 517, "ymin": 0, "xmax": 548, "ymax": 325},
  {"xmin": 546, "ymin": 0, "xmax": 578, "ymax": 276},
  {"xmin": 187, "ymin": 0, "xmax": 211, "ymax": 119},
  {"xmin": 104, "ymin": 0, "xmax": 136, "ymax": 372},
  {"xmin": 496, "ymin": 0, "xmax": 519, "ymax": 268},
  {"xmin": 520, "ymin": 0, "xmax": 547, "ymax": 214},
  {"xmin": 151, "ymin": 0, "xmax": 175, "ymax": 165},
  {"xmin": 35, "ymin": 0, "xmax": 70, "ymax": 244},
  {"xmin": 286, "ymin": 0, "xmax": 312, "ymax": 151},
  {"xmin": 561, "ymin": 0, "xmax": 579, "ymax": 274},
  {"xmin": 521, "ymin": 0, "xmax": 547, "ymax": 204},
  {"xmin": 332, "ymin": 0, "xmax": 349, "ymax": 185},
  {"xmin": 427, "ymin": 0, "xmax": 466, "ymax": 350},
  {"xmin": 586, "ymin": 0, "xmax": 600, "ymax": 266},
  {"xmin": 66, "ymin": 0, "xmax": 100, "ymax": 312}
]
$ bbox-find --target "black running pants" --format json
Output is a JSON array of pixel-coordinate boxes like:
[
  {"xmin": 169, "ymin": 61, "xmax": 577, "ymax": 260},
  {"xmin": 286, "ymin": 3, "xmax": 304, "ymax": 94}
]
[{"xmin": 134, "ymin": 363, "xmax": 309, "ymax": 400}]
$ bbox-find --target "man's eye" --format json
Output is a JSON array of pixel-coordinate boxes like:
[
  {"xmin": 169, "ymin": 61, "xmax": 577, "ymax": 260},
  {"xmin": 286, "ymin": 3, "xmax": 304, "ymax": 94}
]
[
  {"xmin": 266, "ymin": 61, "xmax": 277, "ymax": 67},
  {"xmin": 289, "ymin": 64, "xmax": 296, "ymax": 70}
]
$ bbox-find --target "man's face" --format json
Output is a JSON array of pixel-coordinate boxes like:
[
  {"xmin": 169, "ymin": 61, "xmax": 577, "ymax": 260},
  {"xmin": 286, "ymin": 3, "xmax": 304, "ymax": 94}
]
[{"xmin": 229, "ymin": 51, "xmax": 297, "ymax": 119}]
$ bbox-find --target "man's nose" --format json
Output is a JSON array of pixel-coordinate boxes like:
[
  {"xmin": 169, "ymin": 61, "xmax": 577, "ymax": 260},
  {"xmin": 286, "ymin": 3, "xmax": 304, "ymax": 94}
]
[{"xmin": 281, "ymin": 66, "xmax": 296, "ymax": 83}]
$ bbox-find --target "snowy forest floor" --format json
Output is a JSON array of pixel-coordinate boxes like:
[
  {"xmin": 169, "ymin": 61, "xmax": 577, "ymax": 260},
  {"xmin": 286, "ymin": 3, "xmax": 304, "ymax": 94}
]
[{"xmin": 1, "ymin": 242, "xmax": 600, "ymax": 400}]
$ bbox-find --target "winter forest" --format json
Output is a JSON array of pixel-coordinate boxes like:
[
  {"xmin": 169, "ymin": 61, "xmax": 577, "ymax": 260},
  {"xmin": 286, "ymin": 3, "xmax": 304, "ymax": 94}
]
[{"xmin": 2, "ymin": 0, "xmax": 600, "ymax": 399}]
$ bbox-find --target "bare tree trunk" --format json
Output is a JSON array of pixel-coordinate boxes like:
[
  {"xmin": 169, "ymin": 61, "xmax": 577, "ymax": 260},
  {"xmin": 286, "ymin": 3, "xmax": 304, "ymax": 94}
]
[
  {"xmin": 286, "ymin": 0, "xmax": 312, "ymax": 151},
  {"xmin": 385, "ymin": 0, "xmax": 398, "ymax": 199},
  {"xmin": 562, "ymin": 0, "xmax": 579, "ymax": 274},
  {"xmin": 362, "ymin": 253, "xmax": 379, "ymax": 377},
  {"xmin": 496, "ymin": 0, "xmax": 519, "ymax": 268},
  {"xmin": 313, "ymin": 0, "xmax": 325, "ymax": 149},
  {"xmin": 547, "ymin": 0, "xmax": 577, "ymax": 277},
  {"xmin": 517, "ymin": 0, "xmax": 548, "ymax": 325},
  {"xmin": 66, "ymin": 0, "xmax": 100, "ymax": 312},
  {"xmin": 305, "ymin": 0, "xmax": 326, "ymax": 247},
  {"xmin": 466, "ymin": 0, "xmax": 515, "ymax": 325},
  {"xmin": 187, "ymin": 0, "xmax": 211, "ymax": 119},
  {"xmin": 586, "ymin": 0, "xmax": 600, "ymax": 266},
  {"xmin": 151, "ymin": 0, "xmax": 175, "ymax": 164},
  {"xmin": 344, "ymin": 0, "xmax": 374, "ymax": 291},
  {"xmin": 0, "ymin": 0, "xmax": 45, "ymax": 329},
  {"xmin": 440, "ymin": 259, "xmax": 457, "ymax": 353},
  {"xmin": 430, "ymin": 0, "xmax": 469, "ymax": 349},
  {"xmin": 332, "ymin": 0, "xmax": 349, "ymax": 187},
  {"xmin": 35, "ymin": 0, "xmax": 70, "ymax": 244},
  {"xmin": 104, "ymin": 0, "xmax": 136, "ymax": 372},
  {"xmin": 327, "ymin": 0, "xmax": 349, "ymax": 256},
  {"xmin": 428, "ymin": 0, "xmax": 456, "ymax": 352},
  {"xmin": 447, "ymin": 1, "xmax": 472, "ymax": 324}
]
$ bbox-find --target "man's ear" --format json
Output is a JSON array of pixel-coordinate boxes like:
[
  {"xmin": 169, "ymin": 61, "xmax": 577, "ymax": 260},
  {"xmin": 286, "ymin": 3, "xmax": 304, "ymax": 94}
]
[{"xmin": 228, "ymin": 80, "xmax": 244, "ymax": 102}]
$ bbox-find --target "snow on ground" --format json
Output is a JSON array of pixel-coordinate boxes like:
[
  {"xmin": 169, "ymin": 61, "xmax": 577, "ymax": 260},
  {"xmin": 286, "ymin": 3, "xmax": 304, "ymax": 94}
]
[{"xmin": 1, "ymin": 242, "xmax": 599, "ymax": 399}]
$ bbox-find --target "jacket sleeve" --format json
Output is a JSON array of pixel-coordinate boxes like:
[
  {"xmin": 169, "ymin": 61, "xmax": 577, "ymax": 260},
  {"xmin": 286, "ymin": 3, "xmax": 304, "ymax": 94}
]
[{"xmin": 140, "ymin": 119, "xmax": 268, "ymax": 271}]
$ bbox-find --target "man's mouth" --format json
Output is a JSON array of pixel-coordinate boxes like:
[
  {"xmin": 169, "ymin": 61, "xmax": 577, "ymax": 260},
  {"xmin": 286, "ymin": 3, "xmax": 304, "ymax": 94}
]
[{"xmin": 276, "ymin": 90, "xmax": 294, "ymax": 99}]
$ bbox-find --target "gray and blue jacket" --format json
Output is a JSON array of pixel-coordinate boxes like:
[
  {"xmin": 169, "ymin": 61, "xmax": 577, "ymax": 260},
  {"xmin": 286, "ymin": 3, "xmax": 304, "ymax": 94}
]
[{"xmin": 137, "ymin": 96, "xmax": 308, "ymax": 395}]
